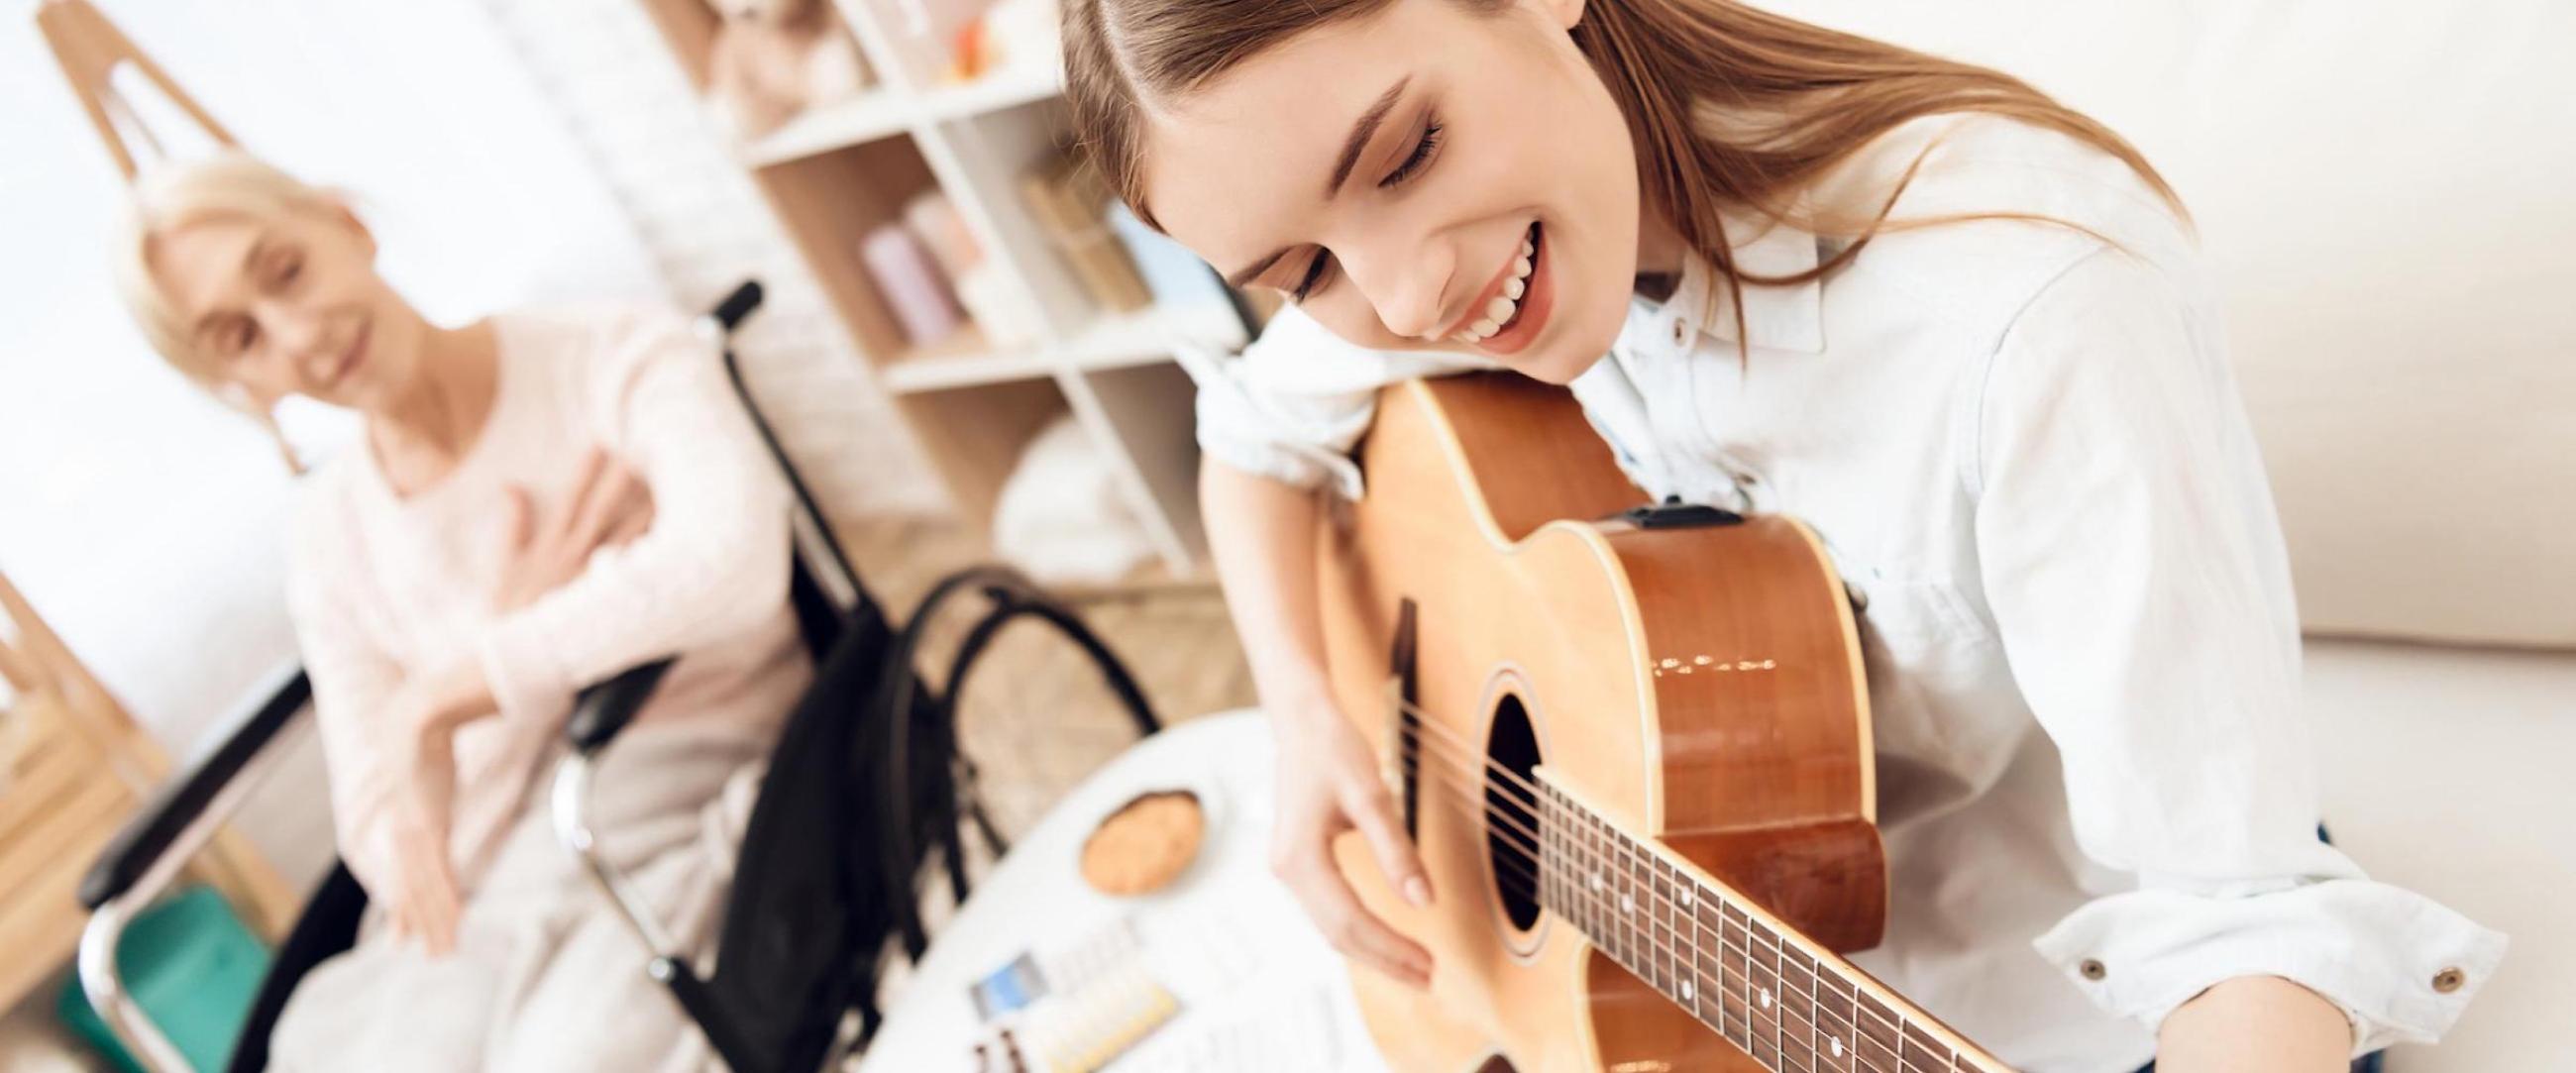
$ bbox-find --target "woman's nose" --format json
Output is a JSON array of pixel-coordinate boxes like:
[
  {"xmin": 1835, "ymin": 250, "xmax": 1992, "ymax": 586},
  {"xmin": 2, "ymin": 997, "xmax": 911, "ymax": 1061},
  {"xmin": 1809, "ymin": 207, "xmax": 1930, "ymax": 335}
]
[
  {"xmin": 1342, "ymin": 240, "xmax": 1452, "ymax": 342},
  {"xmin": 259, "ymin": 306, "xmax": 330, "ymax": 366}
]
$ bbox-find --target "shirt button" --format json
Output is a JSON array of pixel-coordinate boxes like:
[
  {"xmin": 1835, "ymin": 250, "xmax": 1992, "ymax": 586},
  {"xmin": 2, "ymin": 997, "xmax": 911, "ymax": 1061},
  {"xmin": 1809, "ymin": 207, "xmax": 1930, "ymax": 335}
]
[
  {"xmin": 2432, "ymin": 967, "xmax": 2466, "ymax": 994},
  {"xmin": 1670, "ymin": 318, "xmax": 1691, "ymax": 347},
  {"xmin": 2079, "ymin": 959, "xmax": 2107, "ymax": 981}
]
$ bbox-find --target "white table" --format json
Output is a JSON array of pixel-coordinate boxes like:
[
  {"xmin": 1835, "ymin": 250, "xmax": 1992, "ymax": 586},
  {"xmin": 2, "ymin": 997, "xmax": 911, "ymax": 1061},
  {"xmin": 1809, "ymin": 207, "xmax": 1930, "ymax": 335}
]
[{"xmin": 857, "ymin": 710, "xmax": 1393, "ymax": 1073}]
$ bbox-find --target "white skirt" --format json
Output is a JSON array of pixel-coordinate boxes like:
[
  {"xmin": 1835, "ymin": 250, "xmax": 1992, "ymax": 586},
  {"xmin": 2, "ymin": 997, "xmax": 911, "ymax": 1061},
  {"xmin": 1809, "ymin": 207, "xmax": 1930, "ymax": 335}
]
[{"xmin": 268, "ymin": 718, "xmax": 769, "ymax": 1073}]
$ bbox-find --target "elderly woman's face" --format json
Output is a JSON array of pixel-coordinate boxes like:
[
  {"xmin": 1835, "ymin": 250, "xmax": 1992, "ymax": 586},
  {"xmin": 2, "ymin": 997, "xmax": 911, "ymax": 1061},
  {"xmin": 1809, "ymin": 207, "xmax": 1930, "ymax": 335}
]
[{"xmin": 152, "ymin": 207, "xmax": 425, "ymax": 413}]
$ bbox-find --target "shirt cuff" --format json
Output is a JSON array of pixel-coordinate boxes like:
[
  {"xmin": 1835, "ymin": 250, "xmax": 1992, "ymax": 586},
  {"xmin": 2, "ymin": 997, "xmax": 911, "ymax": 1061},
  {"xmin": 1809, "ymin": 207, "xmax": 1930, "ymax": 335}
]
[
  {"xmin": 2033, "ymin": 879, "xmax": 2508, "ymax": 1055},
  {"xmin": 477, "ymin": 610, "xmax": 577, "ymax": 727}
]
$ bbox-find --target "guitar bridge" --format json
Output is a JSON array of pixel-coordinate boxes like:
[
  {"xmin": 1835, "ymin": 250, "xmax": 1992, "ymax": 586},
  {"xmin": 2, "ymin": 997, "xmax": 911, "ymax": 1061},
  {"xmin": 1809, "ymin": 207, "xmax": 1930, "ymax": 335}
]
[{"xmin": 1615, "ymin": 495, "xmax": 1745, "ymax": 529}]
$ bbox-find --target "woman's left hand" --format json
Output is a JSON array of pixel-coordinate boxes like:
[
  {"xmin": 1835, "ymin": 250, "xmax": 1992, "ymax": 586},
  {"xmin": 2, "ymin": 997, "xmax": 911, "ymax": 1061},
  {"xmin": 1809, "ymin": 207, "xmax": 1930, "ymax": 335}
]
[{"xmin": 489, "ymin": 447, "xmax": 656, "ymax": 614}]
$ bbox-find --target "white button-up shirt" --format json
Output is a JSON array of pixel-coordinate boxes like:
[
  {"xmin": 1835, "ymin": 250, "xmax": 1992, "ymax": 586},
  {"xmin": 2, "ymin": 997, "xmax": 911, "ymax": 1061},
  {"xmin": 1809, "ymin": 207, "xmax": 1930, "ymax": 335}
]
[{"xmin": 1179, "ymin": 115, "xmax": 2505, "ymax": 1071}]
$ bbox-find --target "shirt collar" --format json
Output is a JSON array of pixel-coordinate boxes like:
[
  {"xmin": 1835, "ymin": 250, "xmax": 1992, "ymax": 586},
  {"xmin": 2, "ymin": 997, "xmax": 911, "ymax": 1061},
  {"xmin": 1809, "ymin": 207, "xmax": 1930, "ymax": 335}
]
[{"xmin": 1663, "ymin": 207, "xmax": 1827, "ymax": 355}]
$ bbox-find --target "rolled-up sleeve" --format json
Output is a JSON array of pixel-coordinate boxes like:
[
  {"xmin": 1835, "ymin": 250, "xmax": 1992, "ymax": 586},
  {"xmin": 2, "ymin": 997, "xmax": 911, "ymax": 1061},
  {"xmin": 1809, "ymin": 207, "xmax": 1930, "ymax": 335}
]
[
  {"xmin": 1971, "ymin": 248, "xmax": 2507, "ymax": 1053},
  {"xmin": 1175, "ymin": 305, "xmax": 1489, "ymax": 499}
]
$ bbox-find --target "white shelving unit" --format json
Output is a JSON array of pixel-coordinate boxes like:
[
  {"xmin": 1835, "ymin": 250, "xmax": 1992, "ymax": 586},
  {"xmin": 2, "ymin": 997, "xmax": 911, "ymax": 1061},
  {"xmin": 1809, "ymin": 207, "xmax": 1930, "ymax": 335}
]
[{"xmin": 636, "ymin": 0, "xmax": 1247, "ymax": 576}]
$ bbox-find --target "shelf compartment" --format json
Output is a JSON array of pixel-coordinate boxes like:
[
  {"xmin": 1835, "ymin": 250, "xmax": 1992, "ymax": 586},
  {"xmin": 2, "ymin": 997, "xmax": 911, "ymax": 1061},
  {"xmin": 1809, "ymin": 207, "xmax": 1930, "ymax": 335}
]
[
  {"xmin": 881, "ymin": 303, "xmax": 1244, "ymax": 393},
  {"xmin": 894, "ymin": 377, "xmax": 1069, "ymax": 529},
  {"xmin": 1072, "ymin": 361, "xmax": 1209, "ymax": 573},
  {"xmin": 740, "ymin": 62, "xmax": 1063, "ymax": 168},
  {"xmin": 751, "ymin": 139, "xmax": 942, "ymax": 362}
]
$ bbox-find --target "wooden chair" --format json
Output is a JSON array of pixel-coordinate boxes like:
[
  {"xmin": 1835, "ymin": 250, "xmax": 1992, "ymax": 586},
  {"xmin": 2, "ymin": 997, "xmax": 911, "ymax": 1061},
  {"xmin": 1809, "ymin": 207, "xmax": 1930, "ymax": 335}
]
[{"xmin": 0, "ymin": 570, "xmax": 297, "ymax": 1018}]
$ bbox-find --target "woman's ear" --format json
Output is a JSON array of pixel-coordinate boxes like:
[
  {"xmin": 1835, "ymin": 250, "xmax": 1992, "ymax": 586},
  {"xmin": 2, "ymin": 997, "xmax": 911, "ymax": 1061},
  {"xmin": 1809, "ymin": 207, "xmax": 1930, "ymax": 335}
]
[{"xmin": 1534, "ymin": 0, "xmax": 1585, "ymax": 31}]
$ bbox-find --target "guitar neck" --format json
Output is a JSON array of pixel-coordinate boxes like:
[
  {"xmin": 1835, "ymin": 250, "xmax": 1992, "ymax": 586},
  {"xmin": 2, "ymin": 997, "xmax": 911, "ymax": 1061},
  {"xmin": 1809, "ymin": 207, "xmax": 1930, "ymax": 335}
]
[{"xmin": 1533, "ymin": 778, "xmax": 2010, "ymax": 1073}]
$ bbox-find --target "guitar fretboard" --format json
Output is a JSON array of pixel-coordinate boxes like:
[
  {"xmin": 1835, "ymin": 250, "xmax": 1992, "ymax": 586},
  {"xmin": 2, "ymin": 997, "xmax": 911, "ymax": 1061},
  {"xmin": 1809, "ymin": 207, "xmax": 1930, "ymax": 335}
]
[{"xmin": 1533, "ymin": 779, "xmax": 2002, "ymax": 1073}]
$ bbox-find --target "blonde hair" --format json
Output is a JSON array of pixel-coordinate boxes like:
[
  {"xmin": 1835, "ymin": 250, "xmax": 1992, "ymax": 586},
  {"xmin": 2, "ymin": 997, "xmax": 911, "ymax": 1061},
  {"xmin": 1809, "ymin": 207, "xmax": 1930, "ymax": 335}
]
[
  {"xmin": 1065, "ymin": 0, "xmax": 2184, "ymax": 345},
  {"xmin": 114, "ymin": 151, "xmax": 346, "ymax": 389}
]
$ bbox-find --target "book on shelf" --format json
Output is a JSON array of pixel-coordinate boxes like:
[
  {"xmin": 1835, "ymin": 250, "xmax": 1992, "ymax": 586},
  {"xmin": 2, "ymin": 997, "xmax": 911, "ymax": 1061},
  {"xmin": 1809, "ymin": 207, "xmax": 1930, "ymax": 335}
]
[{"xmin": 1020, "ymin": 156, "xmax": 1154, "ymax": 314}]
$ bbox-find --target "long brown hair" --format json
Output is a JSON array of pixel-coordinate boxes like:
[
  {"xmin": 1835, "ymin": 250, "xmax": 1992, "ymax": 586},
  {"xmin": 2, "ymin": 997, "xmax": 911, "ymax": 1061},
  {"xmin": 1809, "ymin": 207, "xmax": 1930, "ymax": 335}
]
[{"xmin": 1065, "ymin": 0, "xmax": 2184, "ymax": 339}]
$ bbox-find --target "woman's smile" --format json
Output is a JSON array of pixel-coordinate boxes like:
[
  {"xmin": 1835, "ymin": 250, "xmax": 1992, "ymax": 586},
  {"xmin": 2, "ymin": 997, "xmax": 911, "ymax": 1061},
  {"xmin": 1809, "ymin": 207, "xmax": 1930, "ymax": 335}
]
[
  {"xmin": 323, "ymin": 318, "xmax": 371, "ymax": 391},
  {"xmin": 1448, "ymin": 221, "xmax": 1555, "ymax": 357}
]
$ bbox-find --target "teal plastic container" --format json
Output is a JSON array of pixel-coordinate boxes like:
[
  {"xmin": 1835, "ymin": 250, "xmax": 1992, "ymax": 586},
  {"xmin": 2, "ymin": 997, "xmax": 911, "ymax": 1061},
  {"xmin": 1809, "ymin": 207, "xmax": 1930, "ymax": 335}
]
[{"xmin": 56, "ymin": 884, "xmax": 273, "ymax": 1073}]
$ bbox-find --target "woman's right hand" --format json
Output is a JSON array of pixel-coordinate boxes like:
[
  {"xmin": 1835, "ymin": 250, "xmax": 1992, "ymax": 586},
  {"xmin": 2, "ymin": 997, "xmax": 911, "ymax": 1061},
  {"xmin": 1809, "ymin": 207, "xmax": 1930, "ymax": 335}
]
[
  {"xmin": 1268, "ymin": 694, "xmax": 1437, "ymax": 989},
  {"xmin": 382, "ymin": 709, "xmax": 464, "ymax": 957}
]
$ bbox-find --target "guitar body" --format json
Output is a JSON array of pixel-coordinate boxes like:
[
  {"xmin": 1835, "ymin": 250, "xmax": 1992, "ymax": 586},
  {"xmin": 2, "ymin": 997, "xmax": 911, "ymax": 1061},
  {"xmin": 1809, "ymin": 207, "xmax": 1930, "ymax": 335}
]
[{"xmin": 1318, "ymin": 375, "xmax": 1886, "ymax": 1072}]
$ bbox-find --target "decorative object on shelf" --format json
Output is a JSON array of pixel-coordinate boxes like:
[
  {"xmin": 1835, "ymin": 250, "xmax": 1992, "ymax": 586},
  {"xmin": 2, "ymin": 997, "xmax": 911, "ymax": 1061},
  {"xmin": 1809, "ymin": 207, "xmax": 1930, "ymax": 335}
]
[
  {"xmin": 898, "ymin": 188, "xmax": 1042, "ymax": 347},
  {"xmin": 1022, "ymin": 155, "xmax": 1152, "ymax": 314},
  {"xmin": 993, "ymin": 417, "xmax": 1157, "ymax": 585},
  {"xmin": 904, "ymin": 188, "xmax": 984, "ymax": 282},
  {"xmin": 861, "ymin": 221, "xmax": 968, "ymax": 346},
  {"xmin": 1105, "ymin": 202, "xmax": 1234, "ymax": 314},
  {"xmin": 949, "ymin": 0, "xmax": 1063, "ymax": 83},
  {"xmin": 701, "ymin": 0, "xmax": 871, "ymax": 139},
  {"xmin": 950, "ymin": 262, "xmax": 1044, "ymax": 348}
]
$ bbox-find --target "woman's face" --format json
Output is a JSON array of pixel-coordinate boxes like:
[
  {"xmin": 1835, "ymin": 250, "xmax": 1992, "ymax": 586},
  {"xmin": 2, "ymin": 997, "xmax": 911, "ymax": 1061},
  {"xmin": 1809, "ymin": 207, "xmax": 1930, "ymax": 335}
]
[
  {"xmin": 1139, "ymin": 0, "xmax": 1638, "ymax": 384},
  {"xmin": 152, "ymin": 206, "xmax": 427, "ymax": 413}
]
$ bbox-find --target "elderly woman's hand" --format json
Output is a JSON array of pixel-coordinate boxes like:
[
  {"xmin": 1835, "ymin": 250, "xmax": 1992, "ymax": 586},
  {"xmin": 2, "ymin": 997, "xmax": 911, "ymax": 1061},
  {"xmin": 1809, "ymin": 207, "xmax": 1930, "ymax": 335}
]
[
  {"xmin": 489, "ymin": 447, "xmax": 656, "ymax": 614},
  {"xmin": 379, "ymin": 449, "xmax": 656, "ymax": 956},
  {"xmin": 382, "ymin": 697, "xmax": 465, "ymax": 956}
]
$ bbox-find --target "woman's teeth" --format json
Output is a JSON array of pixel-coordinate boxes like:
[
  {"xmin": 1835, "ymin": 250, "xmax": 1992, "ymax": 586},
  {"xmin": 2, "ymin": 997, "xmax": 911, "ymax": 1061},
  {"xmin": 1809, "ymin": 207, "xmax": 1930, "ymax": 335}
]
[{"xmin": 1455, "ymin": 228, "xmax": 1539, "ymax": 344}]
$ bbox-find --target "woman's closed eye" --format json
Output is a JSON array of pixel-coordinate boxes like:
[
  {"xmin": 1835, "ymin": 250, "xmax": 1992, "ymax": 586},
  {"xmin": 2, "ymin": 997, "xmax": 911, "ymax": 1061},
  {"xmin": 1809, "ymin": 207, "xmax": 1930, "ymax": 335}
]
[
  {"xmin": 1380, "ymin": 119, "xmax": 1443, "ymax": 188},
  {"xmin": 265, "ymin": 248, "xmax": 304, "ymax": 291},
  {"xmin": 205, "ymin": 316, "xmax": 259, "ymax": 361},
  {"xmin": 1290, "ymin": 117, "xmax": 1446, "ymax": 302},
  {"xmin": 1291, "ymin": 251, "xmax": 1335, "ymax": 301}
]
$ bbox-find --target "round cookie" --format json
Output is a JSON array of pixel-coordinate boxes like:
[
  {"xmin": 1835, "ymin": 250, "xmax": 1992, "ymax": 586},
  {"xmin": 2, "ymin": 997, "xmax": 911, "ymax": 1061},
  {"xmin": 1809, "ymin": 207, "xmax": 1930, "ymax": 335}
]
[{"xmin": 1080, "ymin": 790, "xmax": 1206, "ymax": 896}]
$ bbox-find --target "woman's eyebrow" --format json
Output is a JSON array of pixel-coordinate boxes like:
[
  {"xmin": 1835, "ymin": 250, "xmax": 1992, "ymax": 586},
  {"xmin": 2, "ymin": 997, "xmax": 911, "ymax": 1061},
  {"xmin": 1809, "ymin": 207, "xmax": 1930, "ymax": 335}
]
[
  {"xmin": 1223, "ymin": 76, "xmax": 1416, "ymax": 288},
  {"xmin": 1327, "ymin": 75, "xmax": 1412, "ymax": 198}
]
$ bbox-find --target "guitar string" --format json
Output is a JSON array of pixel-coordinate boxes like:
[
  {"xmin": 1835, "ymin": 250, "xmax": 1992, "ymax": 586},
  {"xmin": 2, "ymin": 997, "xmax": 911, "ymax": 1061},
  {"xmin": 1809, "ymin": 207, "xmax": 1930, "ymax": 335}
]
[
  {"xmin": 1400, "ymin": 758, "xmax": 1961, "ymax": 1073},
  {"xmin": 1361, "ymin": 703, "xmax": 1972, "ymax": 1071}
]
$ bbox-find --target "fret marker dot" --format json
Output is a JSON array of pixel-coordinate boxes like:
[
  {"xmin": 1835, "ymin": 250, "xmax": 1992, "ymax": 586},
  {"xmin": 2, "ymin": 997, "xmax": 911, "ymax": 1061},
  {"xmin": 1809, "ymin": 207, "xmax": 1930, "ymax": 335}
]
[
  {"xmin": 1677, "ymin": 889, "xmax": 1693, "ymax": 909},
  {"xmin": 1590, "ymin": 872, "xmax": 1605, "ymax": 892},
  {"xmin": 1831, "ymin": 1038, "xmax": 1845, "ymax": 1058},
  {"xmin": 1760, "ymin": 988, "xmax": 1772, "ymax": 1009},
  {"xmin": 1621, "ymin": 894, "xmax": 1636, "ymax": 914},
  {"xmin": 1680, "ymin": 980, "xmax": 1694, "ymax": 1001}
]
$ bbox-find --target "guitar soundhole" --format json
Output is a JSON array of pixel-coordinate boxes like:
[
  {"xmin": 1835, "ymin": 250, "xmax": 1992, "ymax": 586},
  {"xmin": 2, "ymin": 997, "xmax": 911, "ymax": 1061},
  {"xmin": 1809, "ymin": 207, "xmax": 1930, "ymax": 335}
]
[{"xmin": 1485, "ymin": 695, "xmax": 1544, "ymax": 933}]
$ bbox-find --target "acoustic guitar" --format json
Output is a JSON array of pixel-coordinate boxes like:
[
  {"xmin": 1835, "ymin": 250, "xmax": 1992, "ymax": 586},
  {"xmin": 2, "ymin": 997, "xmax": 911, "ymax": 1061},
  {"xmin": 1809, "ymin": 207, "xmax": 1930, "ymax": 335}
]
[{"xmin": 1316, "ymin": 374, "xmax": 2010, "ymax": 1072}]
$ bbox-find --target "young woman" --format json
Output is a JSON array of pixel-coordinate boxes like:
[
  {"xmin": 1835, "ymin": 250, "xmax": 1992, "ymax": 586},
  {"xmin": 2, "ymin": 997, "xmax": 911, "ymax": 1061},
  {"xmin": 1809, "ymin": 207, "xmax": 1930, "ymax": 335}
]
[
  {"xmin": 115, "ymin": 152, "xmax": 806, "ymax": 1071},
  {"xmin": 1063, "ymin": 1, "xmax": 2504, "ymax": 1069}
]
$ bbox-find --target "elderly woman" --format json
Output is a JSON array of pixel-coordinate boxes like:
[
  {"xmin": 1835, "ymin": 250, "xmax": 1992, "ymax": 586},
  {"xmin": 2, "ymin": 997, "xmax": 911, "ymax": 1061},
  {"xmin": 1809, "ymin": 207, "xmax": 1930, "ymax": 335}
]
[{"xmin": 114, "ymin": 152, "xmax": 809, "ymax": 1071}]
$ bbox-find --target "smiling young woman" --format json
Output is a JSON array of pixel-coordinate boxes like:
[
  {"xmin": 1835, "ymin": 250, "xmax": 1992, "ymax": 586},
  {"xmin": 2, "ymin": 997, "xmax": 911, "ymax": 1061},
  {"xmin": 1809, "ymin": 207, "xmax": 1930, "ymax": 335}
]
[{"xmin": 1063, "ymin": 1, "xmax": 2505, "ymax": 1070}]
